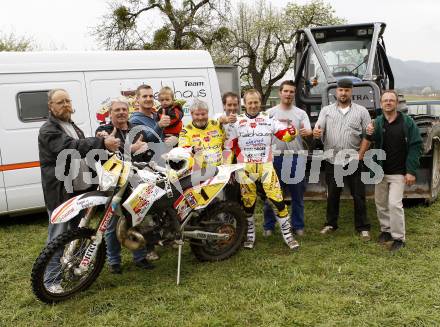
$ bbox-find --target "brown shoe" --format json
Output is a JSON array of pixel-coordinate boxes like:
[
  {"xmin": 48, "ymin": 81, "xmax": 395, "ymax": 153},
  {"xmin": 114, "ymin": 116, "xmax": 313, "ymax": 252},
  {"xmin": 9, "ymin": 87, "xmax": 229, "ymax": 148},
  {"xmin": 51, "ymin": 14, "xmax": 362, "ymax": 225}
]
[
  {"xmin": 378, "ymin": 232, "xmax": 393, "ymax": 244},
  {"xmin": 389, "ymin": 240, "xmax": 405, "ymax": 252}
]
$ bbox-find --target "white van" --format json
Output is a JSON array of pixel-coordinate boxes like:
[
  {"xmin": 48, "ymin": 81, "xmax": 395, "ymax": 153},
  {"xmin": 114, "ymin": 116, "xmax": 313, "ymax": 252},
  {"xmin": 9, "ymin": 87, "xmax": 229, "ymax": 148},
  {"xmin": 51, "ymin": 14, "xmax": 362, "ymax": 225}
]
[{"xmin": 0, "ymin": 50, "xmax": 230, "ymax": 216}]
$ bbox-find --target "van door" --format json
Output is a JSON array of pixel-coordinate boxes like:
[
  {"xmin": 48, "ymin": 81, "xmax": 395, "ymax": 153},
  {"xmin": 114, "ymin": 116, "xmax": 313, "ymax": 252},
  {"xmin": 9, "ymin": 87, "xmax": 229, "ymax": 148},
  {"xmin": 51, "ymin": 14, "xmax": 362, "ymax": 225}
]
[{"xmin": 0, "ymin": 72, "xmax": 90, "ymax": 213}]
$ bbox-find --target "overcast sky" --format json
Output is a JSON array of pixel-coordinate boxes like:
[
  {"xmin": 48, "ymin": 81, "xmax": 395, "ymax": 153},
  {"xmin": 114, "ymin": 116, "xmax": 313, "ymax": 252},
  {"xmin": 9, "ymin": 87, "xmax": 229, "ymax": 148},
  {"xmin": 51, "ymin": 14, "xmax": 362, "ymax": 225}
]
[{"xmin": 0, "ymin": 0, "xmax": 439, "ymax": 62}]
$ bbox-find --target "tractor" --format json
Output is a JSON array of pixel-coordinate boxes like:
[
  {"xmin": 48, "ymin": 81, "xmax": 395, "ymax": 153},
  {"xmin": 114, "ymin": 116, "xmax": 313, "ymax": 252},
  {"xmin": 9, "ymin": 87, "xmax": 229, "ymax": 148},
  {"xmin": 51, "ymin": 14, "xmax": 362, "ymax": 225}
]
[{"xmin": 293, "ymin": 22, "xmax": 440, "ymax": 204}]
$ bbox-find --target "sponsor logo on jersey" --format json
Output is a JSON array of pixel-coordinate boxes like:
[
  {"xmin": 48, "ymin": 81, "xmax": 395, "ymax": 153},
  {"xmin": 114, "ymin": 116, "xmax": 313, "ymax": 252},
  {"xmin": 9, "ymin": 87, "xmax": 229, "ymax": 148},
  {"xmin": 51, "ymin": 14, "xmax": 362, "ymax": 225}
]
[
  {"xmin": 250, "ymin": 122, "xmax": 257, "ymax": 128},
  {"xmin": 207, "ymin": 130, "xmax": 219, "ymax": 137}
]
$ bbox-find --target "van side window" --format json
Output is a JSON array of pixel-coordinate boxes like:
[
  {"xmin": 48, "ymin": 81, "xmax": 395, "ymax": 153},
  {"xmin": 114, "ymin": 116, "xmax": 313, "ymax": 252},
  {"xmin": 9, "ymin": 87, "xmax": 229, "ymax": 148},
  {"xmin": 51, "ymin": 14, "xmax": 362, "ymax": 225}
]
[{"xmin": 17, "ymin": 91, "xmax": 49, "ymax": 122}]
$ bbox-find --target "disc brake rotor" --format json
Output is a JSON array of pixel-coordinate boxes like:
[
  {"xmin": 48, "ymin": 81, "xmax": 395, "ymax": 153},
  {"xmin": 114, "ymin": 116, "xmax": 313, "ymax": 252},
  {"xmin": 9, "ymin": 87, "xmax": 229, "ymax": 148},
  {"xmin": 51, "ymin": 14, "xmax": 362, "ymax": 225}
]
[{"xmin": 215, "ymin": 224, "xmax": 235, "ymax": 247}]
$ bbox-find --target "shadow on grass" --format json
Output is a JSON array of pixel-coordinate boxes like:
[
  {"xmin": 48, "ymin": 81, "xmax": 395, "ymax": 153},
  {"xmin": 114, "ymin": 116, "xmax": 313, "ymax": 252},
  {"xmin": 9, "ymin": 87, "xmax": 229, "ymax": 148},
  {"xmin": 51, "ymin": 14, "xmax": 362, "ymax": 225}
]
[{"xmin": 0, "ymin": 210, "xmax": 47, "ymax": 227}]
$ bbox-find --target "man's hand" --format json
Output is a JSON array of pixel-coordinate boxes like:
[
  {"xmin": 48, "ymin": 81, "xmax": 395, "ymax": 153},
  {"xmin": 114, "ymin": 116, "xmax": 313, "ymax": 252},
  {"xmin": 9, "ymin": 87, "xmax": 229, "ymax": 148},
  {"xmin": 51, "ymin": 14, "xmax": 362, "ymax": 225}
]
[
  {"xmin": 104, "ymin": 128, "xmax": 121, "ymax": 152},
  {"xmin": 227, "ymin": 113, "xmax": 237, "ymax": 124},
  {"xmin": 164, "ymin": 135, "xmax": 178, "ymax": 147},
  {"xmin": 404, "ymin": 173, "xmax": 416, "ymax": 186},
  {"xmin": 313, "ymin": 123, "xmax": 322, "ymax": 139},
  {"xmin": 218, "ymin": 115, "xmax": 228, "ymax": 124},
  {"xmin": 219, "ymin": 114, "xmax": 237, "ymax": 124},
  {"xmin": 193, "ymin": 141, "xmax": 203, "ymax": 153},
  {"xmin": 96, "ymin": 130, "xmax": 109, "ymax": 138},
  {"xmin": 366, "ymin": 121, "xmax": 374, "ymax": 136},
  {"xmin": 131, "ymin": 134, "xmax": 148, "ymax": 154},
  {"xmin": 158, "ymin": 115, "xmax": 171, "ymax": 128},
  {"xmin": 299, "ymin": 122, "xmax": 312, "ymax": 137}
]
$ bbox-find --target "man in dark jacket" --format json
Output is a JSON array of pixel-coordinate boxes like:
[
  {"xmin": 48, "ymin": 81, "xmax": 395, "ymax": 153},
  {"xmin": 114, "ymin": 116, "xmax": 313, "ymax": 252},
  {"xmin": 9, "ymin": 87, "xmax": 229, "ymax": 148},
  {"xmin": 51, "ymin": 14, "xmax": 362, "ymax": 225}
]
[
  {"xmin": 366, "ymin": 90, "xmax": 423, "ymax": 251},
  {"xmin": 39, "ymin": 89, "xmax": 120, "ymax": 292},
  {"xmin": 39, "ymin": 89, "xmax": 120, "ymax": 242}
]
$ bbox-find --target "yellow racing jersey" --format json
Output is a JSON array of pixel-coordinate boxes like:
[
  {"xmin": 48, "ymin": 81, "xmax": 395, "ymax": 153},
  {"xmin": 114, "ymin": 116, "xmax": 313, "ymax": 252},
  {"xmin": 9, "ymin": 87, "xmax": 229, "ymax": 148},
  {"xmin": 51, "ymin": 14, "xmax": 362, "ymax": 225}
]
[{"xmin": 178, "ymin": 119, "xmax": 225, "ymax": 168}]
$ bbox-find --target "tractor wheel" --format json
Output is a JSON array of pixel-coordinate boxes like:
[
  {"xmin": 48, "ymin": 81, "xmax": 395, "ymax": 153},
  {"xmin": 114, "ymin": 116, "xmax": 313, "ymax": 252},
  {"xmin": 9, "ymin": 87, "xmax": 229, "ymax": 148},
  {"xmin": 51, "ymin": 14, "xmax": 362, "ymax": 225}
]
[{"xmin": 429, "ymin": 139, "xmax": 440, "ymax": 204}]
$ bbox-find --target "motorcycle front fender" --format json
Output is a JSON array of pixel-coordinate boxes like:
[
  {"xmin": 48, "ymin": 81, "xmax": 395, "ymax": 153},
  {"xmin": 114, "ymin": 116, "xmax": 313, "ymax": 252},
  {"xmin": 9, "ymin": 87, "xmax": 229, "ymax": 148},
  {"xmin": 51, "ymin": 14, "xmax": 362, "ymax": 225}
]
[{"xmin": 50, "ymin": 191, "xmax": 111, "ymax": 224}]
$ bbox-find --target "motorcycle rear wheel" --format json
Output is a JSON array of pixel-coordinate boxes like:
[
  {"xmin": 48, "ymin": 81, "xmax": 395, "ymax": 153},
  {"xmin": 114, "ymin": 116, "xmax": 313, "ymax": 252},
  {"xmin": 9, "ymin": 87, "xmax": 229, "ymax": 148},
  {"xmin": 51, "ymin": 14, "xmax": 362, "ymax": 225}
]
[
  {"xmin": 190, "ymin": 201, "xmax": 246, "ymax": 262},
  {"xmin": 31, "ymin": 228, "xmax": 106, "ymax": 303}
]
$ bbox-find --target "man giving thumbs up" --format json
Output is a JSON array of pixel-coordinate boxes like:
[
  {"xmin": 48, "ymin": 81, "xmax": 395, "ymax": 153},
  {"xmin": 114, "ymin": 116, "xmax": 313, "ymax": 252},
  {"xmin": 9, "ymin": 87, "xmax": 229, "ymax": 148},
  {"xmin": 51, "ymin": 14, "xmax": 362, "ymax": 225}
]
[{"xmin": 263, "ymin": 80, "xmax": 312, "ymax": 237}]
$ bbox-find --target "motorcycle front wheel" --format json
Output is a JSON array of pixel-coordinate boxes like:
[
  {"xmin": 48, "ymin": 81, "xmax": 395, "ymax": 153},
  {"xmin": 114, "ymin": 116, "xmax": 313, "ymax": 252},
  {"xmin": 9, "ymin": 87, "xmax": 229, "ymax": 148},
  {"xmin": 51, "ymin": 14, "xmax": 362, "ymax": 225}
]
[
  {"xmin": 31, "ymin": 228, "xmax": 106, "ymax": 303},
  {"xmin": 190, "ymin": 201, "xmax": 246, "ymax": 262}
]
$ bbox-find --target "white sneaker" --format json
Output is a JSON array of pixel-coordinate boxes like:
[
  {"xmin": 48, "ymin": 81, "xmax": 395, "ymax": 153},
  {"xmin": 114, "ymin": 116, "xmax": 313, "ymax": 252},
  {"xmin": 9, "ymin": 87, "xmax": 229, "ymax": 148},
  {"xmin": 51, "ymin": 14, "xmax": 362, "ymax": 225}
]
[
  {"xmin": 243, "ymin": 241, "xmax": 255, "ymax": 249},
  {"xmin": 47, "ymin": 284, "xmax": 64, "ymax": 294},
  {"xmin": 263, "ymin": 230, "xmax": 273, "ymax": 237},
  {"xmin": 295, "ymin": 229, "xmax": 305, "ymax": 236},
  {"xmin": 146, "ymin": 250, "xmax": 160, "ymax": 261},
  {"xmin": 359, "ymin": 231, "xmax": 371, "ymax": 241},
  {"xmin": 320, "ymin": 226, "xmax": 334, "ymax": 234}
]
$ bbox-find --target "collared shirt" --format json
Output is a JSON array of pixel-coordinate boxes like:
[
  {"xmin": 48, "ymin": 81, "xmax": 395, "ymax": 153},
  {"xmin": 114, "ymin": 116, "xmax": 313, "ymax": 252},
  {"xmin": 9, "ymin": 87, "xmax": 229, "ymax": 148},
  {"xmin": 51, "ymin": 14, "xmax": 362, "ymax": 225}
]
[
  {"xmin": 316, "ymin": 102, "xmax": 371, "ymax": 164},
  {"xmin": 58, "ymin": 119, "xmax": 90, "ymax": 191}
]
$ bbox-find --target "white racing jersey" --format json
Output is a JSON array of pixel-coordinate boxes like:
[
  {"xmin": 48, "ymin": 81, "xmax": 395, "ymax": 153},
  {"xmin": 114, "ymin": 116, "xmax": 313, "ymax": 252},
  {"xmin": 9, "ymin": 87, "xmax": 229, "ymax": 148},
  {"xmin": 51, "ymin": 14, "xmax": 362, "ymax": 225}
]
[{"xmin": 226, "ymin": 111, "xmax": 297, "ymax": 163}]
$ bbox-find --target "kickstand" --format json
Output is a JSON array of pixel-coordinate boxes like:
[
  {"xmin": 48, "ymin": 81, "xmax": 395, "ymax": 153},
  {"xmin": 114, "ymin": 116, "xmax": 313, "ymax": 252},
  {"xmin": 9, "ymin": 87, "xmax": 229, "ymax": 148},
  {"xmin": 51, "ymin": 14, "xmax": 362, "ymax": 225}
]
[{"xmin": 176, "ymin": 239, "xmax": 184, "ymax": 285}]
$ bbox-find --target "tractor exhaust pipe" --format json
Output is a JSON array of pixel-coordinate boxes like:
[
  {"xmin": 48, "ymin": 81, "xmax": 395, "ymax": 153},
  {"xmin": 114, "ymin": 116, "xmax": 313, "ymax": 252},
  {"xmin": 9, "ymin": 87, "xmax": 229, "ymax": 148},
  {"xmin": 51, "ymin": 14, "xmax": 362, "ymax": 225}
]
[{"xmin": 116, "ymin": 217, "xmax": 146, "ymax": 251}]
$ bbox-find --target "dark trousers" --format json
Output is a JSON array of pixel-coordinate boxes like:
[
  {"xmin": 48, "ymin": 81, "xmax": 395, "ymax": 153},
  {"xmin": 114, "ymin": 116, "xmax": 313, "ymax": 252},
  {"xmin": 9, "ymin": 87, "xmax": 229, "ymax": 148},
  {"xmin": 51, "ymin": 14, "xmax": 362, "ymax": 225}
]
[{"xmin": 325, "ymin": 161, "xmax": 370, "ymax": 232}]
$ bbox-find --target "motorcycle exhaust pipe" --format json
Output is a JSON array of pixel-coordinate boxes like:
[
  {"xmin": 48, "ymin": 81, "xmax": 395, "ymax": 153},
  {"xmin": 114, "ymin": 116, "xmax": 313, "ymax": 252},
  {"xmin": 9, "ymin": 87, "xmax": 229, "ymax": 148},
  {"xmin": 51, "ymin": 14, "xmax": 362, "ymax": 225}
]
[{"xmin": 116, "ymin": 217, "xmax": 146, "ymax": 251}]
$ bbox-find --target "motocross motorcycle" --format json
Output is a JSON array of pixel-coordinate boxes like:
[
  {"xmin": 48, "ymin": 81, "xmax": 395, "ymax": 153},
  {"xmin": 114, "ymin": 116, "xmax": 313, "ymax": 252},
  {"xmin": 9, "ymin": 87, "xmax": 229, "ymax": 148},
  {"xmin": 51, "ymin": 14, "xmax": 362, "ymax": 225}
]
[{"xmin": 31, "ymin": 152, "xmax": 246, "ymax": 303}]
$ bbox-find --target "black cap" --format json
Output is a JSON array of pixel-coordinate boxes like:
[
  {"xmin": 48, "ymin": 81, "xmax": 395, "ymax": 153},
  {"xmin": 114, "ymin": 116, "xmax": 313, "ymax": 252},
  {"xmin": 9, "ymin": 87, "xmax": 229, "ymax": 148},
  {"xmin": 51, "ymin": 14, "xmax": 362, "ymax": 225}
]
[{"xmin": 336, "ymin": 78, "xmax": 353, "ymax": 88}]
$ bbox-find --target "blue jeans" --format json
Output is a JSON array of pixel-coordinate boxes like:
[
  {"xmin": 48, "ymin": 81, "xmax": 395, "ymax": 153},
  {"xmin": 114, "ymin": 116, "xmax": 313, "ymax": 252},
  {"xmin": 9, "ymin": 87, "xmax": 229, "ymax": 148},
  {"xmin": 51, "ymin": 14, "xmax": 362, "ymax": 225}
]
[
  {"xmin": 105, "ymin": 215, "xmax": 147, "ymax": 265},
  {"xmin": 45, "ymin": 209, "xmax": 81, "ymax": 287},
  {"xmin": 263, "ymin": 155, "xmax": 306, "ymax": 231}
]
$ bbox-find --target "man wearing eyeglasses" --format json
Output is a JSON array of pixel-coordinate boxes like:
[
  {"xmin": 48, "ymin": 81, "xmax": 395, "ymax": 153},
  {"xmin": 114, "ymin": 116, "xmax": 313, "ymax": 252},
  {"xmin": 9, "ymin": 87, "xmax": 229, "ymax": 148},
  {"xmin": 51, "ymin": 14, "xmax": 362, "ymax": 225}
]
[{"xmin": 39, "ymin": 89, "xmax": 120, "ymax": 244}]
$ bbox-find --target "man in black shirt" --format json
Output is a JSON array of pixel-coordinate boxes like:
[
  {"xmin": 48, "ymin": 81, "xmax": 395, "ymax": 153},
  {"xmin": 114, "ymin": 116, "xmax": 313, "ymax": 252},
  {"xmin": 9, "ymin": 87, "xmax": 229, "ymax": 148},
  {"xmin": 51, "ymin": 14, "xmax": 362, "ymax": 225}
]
[
  {"xmin": 366, "ymin": 90, "xmax": 422, "ymax": 251},
  {"xmin": 96, "ymin": 97, "xmax": 155, "ymax": 273}
]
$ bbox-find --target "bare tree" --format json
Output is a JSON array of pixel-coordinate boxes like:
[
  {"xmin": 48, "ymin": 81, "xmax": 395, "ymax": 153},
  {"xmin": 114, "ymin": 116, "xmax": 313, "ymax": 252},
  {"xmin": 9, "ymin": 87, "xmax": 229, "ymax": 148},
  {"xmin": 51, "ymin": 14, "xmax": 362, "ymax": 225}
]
[
  {"xmin": 94, "ymin": 0, "xmax": 230, "ymax": 50},
  {"xmin": 218, "ymin": 0, "xmax": 343, "ymax": 105},
  {"xmin": 0, "ymin": 32, "xmax": 34, "ymax": 52}
]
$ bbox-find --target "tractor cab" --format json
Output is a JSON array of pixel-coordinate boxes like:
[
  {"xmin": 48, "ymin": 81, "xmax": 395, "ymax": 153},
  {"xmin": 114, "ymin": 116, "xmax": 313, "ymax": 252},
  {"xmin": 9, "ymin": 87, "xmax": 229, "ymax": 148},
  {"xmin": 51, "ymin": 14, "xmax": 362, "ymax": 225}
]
[
  {"xmin": 293, "ymin": 22, "xmax": 440, "ymax": 204},
  {"xmin": 294, "ymin": 22, "xmax": 394, "ymax": 123}
]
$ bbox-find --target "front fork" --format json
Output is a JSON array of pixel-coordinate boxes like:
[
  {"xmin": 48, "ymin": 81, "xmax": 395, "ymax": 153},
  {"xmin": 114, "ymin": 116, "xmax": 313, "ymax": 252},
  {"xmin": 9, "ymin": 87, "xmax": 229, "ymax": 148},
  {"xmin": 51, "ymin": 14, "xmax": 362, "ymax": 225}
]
[
  {"xmin": 60, "ymin": 206, "xmax": 96, "ymax": 265},
  {"xmin": 70, "ymin": 186, "xmax": 126, "ymax": 276}
]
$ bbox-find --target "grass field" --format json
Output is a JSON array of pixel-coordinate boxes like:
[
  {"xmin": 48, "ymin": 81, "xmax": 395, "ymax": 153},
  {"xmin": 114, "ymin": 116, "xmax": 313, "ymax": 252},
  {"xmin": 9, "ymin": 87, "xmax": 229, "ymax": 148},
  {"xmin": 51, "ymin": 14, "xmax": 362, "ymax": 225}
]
[{"xmin": 1, "ymin": 199, "xmax": 440, "ymax": 327}]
